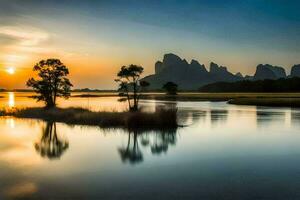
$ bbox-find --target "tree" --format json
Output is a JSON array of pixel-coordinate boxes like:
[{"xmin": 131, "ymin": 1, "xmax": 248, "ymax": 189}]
[
  {"xmin": 162, "ymin": 82, "xmax": 178, "ymax": 95},
  {"xmin": 27, "ymin": 59, "xmax": 73, "ymax": 108},
  {"xmin": 115, "ymin": 64, "xmax": 150, "ymax": 111}
]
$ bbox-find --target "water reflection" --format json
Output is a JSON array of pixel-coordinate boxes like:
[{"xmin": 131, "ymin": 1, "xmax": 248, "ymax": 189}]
[
  {"xmin": 178, "ymin": 108, "xmax": 229, "ymax": 127},
  {"xmin": 256, "ymin": 110, "xmax": 285, "ymax": 122},
  {"xmin": 190, "ymin": 110, "xmax": 207, "ymax": 124},
  {"xmin": 291, "ymin": 108, "xmax": 300, "ymax": 125},
  {"xmin": 6, "ymin": 118, "xmax": 15, "ymax": 129},
  {"xmin": 255, "ymin": 108, "xmax": 295, "ymax": 129},
  {"xmin": 119, "ymin": 128, "xmax": 177, "ymax": 164},
  {"xmin": 34, "ymin": 122, "xmax": 69, "ymax": 159},
  {"xmin": 119, "ymin": 131, "xmax": 143, "ymax": 164},
  {"xmin": 210, "ymin": 109, "xmax": 228, "ymax": 125},
  {"xmin": 2, "ymin": 95, "xmax": 300, "ymax": 199},
  {"xmin": 150, "ymin": 129, "xmax": 177, "ymax": 155},
  {"xmin": 3, "ymin": 182, "xmax": 38, "ymax": 199},
  {"xmin": 8, "ymin": 92, "xmax": 15, "ymax": 108}
]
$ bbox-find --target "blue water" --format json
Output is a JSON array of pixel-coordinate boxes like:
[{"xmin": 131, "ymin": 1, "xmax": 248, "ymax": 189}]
[{"xmin": 1, "ymin": 93, "xmax": 300, "ymax": 199}]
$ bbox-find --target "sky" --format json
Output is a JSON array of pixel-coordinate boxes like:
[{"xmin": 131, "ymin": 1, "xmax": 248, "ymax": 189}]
[{"xmin": 0, "ymin": 0, "xmax": 299, "ymax": 89}]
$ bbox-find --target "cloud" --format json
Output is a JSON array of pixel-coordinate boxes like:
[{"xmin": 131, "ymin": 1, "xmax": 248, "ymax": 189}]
[
  {"xmin": 0, "ymin": 25, "xmax": 53, "ymax": 68},
  {"xmin": 0, "ymin": 26, "xmax": 49, "ymax": 49},
  {"xmin": 0, "ymin": 34, "xmax": 19, "ymax": 46}
]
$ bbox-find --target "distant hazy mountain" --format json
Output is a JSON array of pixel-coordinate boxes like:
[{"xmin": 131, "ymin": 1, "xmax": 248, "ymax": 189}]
[
  {"xmin": 142, "ymin": 53, "xmax": 242, "ymax": 90},
  {"xmin": 209, "ymin": 62, "xmax": 241, "ymax": 82},
  {"xmin": 142, "ymin": 53, "xmax": 298, "ymax": 90},
  {"xmin": 291, "ymin": 64, "xmax": 300, "ymax": 77},
  {"xmin": 253, "ymin": 64, "xmax": 286, "ymax": 80}
]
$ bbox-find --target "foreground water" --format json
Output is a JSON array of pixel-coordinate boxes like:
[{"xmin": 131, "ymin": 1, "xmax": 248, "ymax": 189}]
[{"xmin": 1, "ymin": 92, "xmax": 300, "ymax": 199}]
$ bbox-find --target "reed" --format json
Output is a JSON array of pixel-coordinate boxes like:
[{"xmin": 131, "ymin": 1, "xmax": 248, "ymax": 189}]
[{"xmin": 1, "ymin": 107, "xmax": 178, "ymax": 129}]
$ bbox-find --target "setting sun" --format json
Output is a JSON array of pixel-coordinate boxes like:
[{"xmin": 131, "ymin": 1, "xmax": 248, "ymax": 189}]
[{"xmin": 6, "ymin": 67, "xmax": 15, "ymax": 75}]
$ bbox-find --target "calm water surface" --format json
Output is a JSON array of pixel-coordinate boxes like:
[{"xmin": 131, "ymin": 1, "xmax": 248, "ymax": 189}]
[{"xmin": 1, "ymin": 92, "xmax": 300, "ymax": 199}]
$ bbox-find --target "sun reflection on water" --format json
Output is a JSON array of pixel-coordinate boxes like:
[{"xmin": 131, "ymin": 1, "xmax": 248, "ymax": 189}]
[
  {"xmin": 8, "ymin": 92, "xmax": 15, "ymax": 108},
  {"xmin": 6, "ymin": 118, "xmax": 15, "ymax": 129}
]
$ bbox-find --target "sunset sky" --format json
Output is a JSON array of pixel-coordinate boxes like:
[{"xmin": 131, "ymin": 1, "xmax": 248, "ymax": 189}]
[{"xmin": 0, "ymin": 0, "xmax": 299, "ymax": 89}]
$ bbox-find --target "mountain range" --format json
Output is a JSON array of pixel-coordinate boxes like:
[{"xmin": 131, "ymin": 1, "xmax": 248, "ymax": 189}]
[{"xmin": 142, "ymin": 53, "xmax": 300, "ymax": 90}]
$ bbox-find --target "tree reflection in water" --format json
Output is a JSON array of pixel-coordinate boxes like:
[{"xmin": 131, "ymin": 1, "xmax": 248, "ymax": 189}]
[
  {"xmin": 35, "ymin": 122, "xmax": 69, "ymax": 159},
  {"xmin": 119, "ymin": 131, "xmax": 143, "ymax": 164},
  {"xmin": 150, "ymin": 130, "xmax": 176, "ymax": 155},
  {"xmin": 118, "ymin": 128, "xmax": 177, "ymax": 164}
]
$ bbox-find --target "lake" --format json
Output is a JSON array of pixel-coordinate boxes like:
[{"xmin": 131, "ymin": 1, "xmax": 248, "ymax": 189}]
[{"xmin": 1, "ymin": 92, "xmax": 300, "ymax": 199}]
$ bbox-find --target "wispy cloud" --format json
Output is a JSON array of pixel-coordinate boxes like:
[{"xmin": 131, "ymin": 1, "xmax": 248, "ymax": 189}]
[
  {"xmin": 0, "ymin": 26, "xmax": 52, "ymax": 68},
  {"xmin": 0, "ymin": 26, "xmax": 49, "ymax": 50}
]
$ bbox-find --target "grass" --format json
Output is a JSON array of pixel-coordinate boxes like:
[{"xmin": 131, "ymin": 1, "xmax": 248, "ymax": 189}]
[
  {"xmin": 0, "ymin": 107, "xmax": 178, "ymax": 129},
  {"xmin": 228, "ymin": 98, "xmax": 300, "ymax": 107},
  {"xmin": 43, "ymin": 91, "xmax": 300, "ymax": 102},
  {"xmin": 140, "ymin": 92, "xmax": 300, "ymax": 101},
  {"xmin": 71, "ymin": 93, "xmax": 118, "ymax": 98},
  {"xmin": 3, "ymin": 91, "xmax": 300, "ymax": 107},
  {"xmin": 139, "ymin": 92, "xmax": 300, "ymax": 107}
]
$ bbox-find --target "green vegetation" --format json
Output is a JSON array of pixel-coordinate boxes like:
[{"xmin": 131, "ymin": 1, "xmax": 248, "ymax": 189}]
[
  {"xmin": 1, "ymin": 107, "xmax": 178, "ymax": 129},
  {"xmin": 72, "ymin": 88, "xmax": 115, "ymax": 92},
  {"xmin": 228, "ymin": 98, "xmax": 300, "ymax": 107},
  {"xmin": 138, "ymin": 92, "xmax": 300, "ymax": 107},
  {"xmin": 71, "ymin": 93, "xmax": 118, "ymax": 98},
  {"xmin": 27, "ymin": 59, "xmax": 73, "ymax": 108},
  {"xmin": 139, "ymin": 92, "xmax": 300, "ymax": 101},
  {"xmin": 17, "ymin": 91, "xmax": 300, "ymax": 107},
  {"xmin": 199, "ymin": 78, "xmax": 300, "ymax": 92},
  {"xmin": 162, "ymin": 82, "xmax": 178, "ymax": 95},
  {"xmin": 115, "ymin": 64, "xmax": 150, "ymax": 111},
  {"xmin": 69, "ymin": 92, "xmax": 300, "ymax": 107}
]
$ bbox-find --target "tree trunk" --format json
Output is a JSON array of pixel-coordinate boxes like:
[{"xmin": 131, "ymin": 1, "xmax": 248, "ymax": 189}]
[{"xmin": 132, "ymin": 81, "xmax": 138, "ymax": 111}]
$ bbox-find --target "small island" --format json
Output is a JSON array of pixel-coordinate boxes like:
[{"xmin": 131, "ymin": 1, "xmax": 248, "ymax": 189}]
[
  {"xmin": 1, "ymin": 107, "xmax": 178, "ymax": 129},
  {"xmin": 0, "ymin": 59, "xmax": 178, "ymax": 130}
]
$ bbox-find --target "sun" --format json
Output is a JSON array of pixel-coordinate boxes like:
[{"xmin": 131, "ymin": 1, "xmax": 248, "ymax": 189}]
[{"xmin": 6, "ymin": 67, "xmax": 15, "ymax": 75}]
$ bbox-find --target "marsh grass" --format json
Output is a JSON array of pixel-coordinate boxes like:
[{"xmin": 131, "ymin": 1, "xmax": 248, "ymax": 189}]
[
  {"xmin": 43, "ymin": 92, "xmax": 300, "ymax": 102},
  {"xmin": 132, "ymin": 93, "xmax": 300, "ymax": 102},
  {"xmin": 228, "ymin": 98, "xmax": 300, "ymax": 107},
  {"xmin": 1, "ymin": 107, "xmax": 178, "ymax": 129},
  {"xmin": 71, "ymin": 94, "xmax": 118, "ymax": 98}
]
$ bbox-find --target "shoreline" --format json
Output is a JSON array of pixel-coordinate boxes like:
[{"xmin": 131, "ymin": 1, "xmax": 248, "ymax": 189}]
[
  {"xmin": 0, "ymin": 107, "xmax": 179, "ymax": 130},
  {"xmin": 1, "ymin": 92, "xmax": 300, "ymax": 107},
  {"xmin": 228, "ymin": 98, "xmax": 300, "ymax": 107}
]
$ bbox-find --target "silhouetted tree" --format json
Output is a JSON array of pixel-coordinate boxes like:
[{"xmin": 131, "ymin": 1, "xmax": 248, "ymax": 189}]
[
  {"xmin": 162, "ymin": 82, "xmax": 178, "ymax": 95},
  {"xmin": 115, "ymin": 64, "xmax": 149, "ymax": 111},
  {"xmin": 35, "ymin": 122, "xmax": 69, "ymax": 159},
  {"xmin": 27, "ymin": 59, "xmax": 73, "ymax": 108}
]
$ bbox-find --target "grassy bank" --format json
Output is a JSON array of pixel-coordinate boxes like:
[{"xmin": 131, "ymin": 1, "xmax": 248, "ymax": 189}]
[
  {"xmin": 69, "ymin": 92, "xmax": 300, "ymax": 100},
  {"xmin": 69, "ymin": 92, "xmax": 300, "ymax": 107},
  {"xmin": 60, "ymin": 92, "xmax": 300, "ymax": 102},
  {"xmin": 140, "ymin": 93, "xmax": 300, "ymax": 102},
  {"xmin": 71, "ymin": 93, "xmax": 118, "ymax": 98},
  {"xmin": 0, "ymin": 107, "xmax": 178, "ymax": 129},
  {"xmin": 140, "ymin": 92, "xmax": 300, "ymax": 107},
  {"xmin": 228, "ymin": 98, "xmax": 300, "ymax": 107}
]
